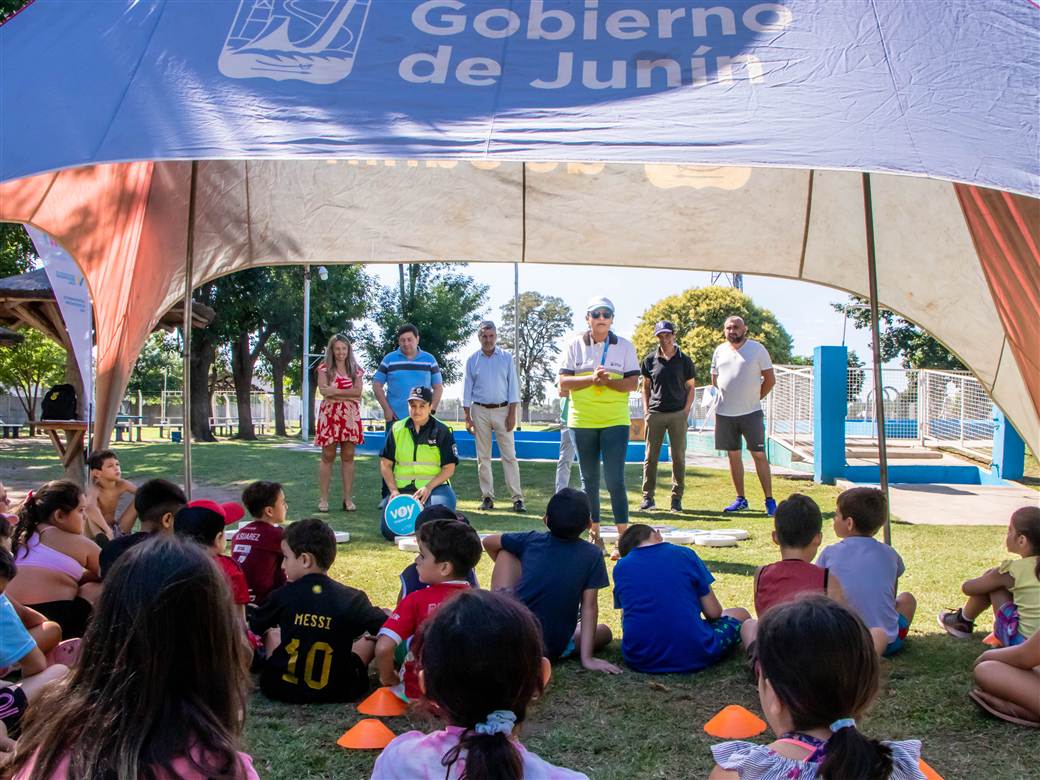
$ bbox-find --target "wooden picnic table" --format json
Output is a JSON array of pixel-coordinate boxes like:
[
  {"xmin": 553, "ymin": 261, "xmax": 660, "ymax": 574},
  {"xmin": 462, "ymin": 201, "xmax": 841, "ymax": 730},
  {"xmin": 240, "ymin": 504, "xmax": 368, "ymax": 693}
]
[{"xmin": 36, "ymin": 420, "xmax": 87, "ymax": 470}]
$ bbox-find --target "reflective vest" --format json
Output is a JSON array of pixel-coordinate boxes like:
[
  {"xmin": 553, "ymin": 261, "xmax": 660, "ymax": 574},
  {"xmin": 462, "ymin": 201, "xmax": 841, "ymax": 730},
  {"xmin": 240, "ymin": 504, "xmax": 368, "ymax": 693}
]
[{"xmin": 391, "ymin": 419, "xmax": 443, "ymax": 489}]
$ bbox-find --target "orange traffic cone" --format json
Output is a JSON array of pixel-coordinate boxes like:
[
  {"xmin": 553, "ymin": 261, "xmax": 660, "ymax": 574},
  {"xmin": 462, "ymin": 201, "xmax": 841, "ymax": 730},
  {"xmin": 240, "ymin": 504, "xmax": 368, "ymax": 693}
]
[
  {"xmin": 919, "ymin": 758, "xmax": 945, "ymax": 780},
  {"xmin": 703, "ymin": 705, "xmax": 768, "ymax": 738},
  {"xmin": 982, "ymin": 632, "xmax": 1002, "ymax": 648},
  {"xmin": 358, "ymin": 687, "xmax": 408, "ymax": 717},
  {"xmin": 337, "ymin": 719, "xmax": 396, "ymax": 750}
]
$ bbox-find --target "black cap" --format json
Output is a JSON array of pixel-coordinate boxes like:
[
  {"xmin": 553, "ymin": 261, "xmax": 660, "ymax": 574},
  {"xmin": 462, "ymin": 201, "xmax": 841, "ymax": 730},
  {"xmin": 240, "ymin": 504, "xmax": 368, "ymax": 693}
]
[
  {"xmin": 654, "ymin": 321, "xmax": 675, "ymax": 336},
  {"xmin": 408, "ymin": 386, "xmax": 434, "ymax": 404}
]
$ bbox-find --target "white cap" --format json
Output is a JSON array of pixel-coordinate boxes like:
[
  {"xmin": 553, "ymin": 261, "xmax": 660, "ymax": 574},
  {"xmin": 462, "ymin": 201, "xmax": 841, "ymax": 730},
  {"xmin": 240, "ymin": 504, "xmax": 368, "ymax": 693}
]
[{"xmin": 585, "ymin": 296, "xmax": 615, "ymax": 314}]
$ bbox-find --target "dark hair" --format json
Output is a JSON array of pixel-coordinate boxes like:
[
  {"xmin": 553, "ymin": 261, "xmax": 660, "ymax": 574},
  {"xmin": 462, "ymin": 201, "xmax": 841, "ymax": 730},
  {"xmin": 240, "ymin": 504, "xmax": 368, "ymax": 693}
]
[
  {"xmin": 7, "ymin": 536, "xmax": 250, "ymax": 779},
  {"xmin": 1010, "ymin": 506, "xmax": 1040, "ymax": 579},
  {"xmin": 618, "ymin": 523, "xmax": 656, "ymax": 558},
  {"xmin": 0, "ymin": 547, "xmax": 16, "ymax": 581},
  {"xmin": 135, "ymin": 479, "xmax": 187, "ymax": 527},
  {"xmin": 86, "ymin": 448, "xmax": 118, "ymax": 472},
  {"xmin": 774, "ymin": 493, "xmax": 823, "ymax": 548},
  {"xmin": 836, "ymin": 487, "xmax": 886, "ymax": 535},
  {"xmin": 173, "ymin": 506, "xmax": 225, "ymax": 548},
  {"xmin": 545, "ymin": 488, "xmax": 591, "ymax": 539},
  {"xmin": 241, "ymin": 480, "xmax": 283, "ymax": 519},
  {"xmin": 757, "ymin": 596, "xmax": 892, "ymax": 780},
  {"xmin": 396, "ymin": 323, "xmax": 419, "ymax": 340},
  {"xmin": 414, "ymin": 504, "xmax": 469, "ymax": 532},
  {"xmin": 419, "ymin": 590, "xmax": 545, "ymax": 780},
  {"xmin": 283, "ymin": 518, "xmax": 337, "ymax": 571},
  {"xmin": 12, "ymin": 480, "xmax": 83, "ymax": 557},
  {"xmin": 417, "ymin": 519, "xmax": 482, "ymax": 578}
]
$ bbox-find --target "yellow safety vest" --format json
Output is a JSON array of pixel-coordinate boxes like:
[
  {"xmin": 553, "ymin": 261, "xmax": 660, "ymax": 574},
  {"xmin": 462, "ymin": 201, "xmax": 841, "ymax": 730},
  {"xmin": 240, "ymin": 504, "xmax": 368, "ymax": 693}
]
[{"xmin": 392, "ymin": 419, "xmax": 444, "ymax": 489}]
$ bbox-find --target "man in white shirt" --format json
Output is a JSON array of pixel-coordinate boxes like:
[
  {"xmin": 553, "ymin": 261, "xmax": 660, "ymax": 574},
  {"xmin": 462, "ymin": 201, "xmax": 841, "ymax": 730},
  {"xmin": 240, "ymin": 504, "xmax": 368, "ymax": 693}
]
[
  {"xmin": 463, "ymin": 321, "xmax": 525, "ymax": 512},
  {"xmin": 710, "ymin": 316, "xmax": 777, "ymax": 516}
]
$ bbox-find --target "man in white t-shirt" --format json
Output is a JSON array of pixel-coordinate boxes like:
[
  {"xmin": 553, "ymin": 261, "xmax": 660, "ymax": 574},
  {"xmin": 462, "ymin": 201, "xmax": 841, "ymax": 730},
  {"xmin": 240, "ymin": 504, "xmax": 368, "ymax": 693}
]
[{"xmin": 710, "ymin": 316, "xmax": 777, "ymax": 516}]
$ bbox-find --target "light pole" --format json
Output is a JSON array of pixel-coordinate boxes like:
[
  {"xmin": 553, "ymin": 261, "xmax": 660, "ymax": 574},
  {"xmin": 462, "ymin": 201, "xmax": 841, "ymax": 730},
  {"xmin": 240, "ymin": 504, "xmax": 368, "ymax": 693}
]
[{"xmin": 300, "ymin": 265, "xmax": 328, "ymax": 440}]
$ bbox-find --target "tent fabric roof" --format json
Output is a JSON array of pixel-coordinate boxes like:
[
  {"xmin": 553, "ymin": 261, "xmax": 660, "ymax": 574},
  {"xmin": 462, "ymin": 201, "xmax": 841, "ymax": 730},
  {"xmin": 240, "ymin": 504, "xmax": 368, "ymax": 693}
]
[
  {"xmin": 0, "ymin": 1, "xmax": 1037, "ymax": 451},
  {"xmin": 1, "ymin": 1, "xmax": 1037, "ymax": 195}
]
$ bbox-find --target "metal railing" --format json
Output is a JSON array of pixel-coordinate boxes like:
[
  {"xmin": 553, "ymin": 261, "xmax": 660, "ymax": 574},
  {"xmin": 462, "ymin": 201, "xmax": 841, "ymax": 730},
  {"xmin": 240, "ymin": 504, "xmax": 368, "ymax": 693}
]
[
  {"xmin": 916, "ymin": 369, "xmax": 995, "ymax": 458},
  {"xmin": 766, "ymin": 365, "xmax": 814, "ymax": 453}
]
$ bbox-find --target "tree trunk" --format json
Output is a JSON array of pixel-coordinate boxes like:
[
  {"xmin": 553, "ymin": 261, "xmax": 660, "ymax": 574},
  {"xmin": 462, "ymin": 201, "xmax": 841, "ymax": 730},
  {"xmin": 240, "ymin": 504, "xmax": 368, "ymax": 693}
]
[
  {"xmin": 189, "ymin": 337, "xmax": 216, "ymax": 442},
  {"xmin": 522, "ymin": 400, "xmax": 531, "ymax": 423},
  {"xmin": 230, "ymin": 332, "xmax": 256, "ymax": 440},
  {"xmin": 307, "ymin": 376, "xmax": 318, "ymax": 438},
  {"xmin": 271, "ymin": 356, "xmax": 287, "ymax": 437}
]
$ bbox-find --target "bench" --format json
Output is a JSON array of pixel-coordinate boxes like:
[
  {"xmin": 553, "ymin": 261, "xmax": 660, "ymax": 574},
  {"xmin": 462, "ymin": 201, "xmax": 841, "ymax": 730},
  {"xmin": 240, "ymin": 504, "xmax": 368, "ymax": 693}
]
[{"xmin": 0, "ymin": 421, "xmax": 21, "ymax": 438}]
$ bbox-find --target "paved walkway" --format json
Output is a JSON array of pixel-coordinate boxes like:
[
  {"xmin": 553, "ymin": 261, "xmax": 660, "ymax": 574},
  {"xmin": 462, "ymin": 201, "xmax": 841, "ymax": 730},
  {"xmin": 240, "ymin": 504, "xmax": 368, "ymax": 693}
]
[{"xmin": 836, "ymin": 480, "xmax": 1038, "ymax": 526}]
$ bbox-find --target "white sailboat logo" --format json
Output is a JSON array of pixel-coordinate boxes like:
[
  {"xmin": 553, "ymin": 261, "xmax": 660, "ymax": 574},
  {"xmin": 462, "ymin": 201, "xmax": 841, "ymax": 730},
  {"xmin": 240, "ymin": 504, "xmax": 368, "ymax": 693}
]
[{"xmin": 220, "ymin": 0, "xmax": 372, "ymax": 84}]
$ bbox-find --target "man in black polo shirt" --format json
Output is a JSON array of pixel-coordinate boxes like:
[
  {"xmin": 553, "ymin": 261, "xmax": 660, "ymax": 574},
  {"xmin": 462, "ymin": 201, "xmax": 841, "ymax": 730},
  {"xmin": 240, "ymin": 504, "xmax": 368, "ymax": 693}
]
[{"xmin": 639, "ymin": 321, "xmax": 696, "ymax": 512}]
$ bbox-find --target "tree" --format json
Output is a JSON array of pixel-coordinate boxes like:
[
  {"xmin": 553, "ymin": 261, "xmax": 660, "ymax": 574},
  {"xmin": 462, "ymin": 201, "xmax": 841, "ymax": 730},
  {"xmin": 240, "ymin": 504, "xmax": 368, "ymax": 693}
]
[
  {"xmin": 833, "ymin": 296, "xmax": 965, "ymax": 370},
  {"xmin": 632, "ymin": 286, "xmax": 794, "ymax": 379},
  {"xmin": 0, "ymin": 223, "xmax": 37, "ymax": 278},
  {"xmin": 498, "ymin": 292, "xmax": 573, "ymax": 421},
  {"xmin": 125, "ymin": 333, "xmax": 182, "ymax": 402},
  {"xmin": 361, "ymin": 263, "xmax": 488, "ymax": 385},
  {"xmin": 847, "ymin": 349, "xmax": 866, "ymax": 402},
  {"xmin": 0, "ymin": 0, "xmax": 30, "ymax": 23},
  {"xmin": 0, "ymin": 328, "xmax": 65, "ymax": 431},
  {"xmin": 258, "ymin": 264, "xmax": 372, "ymax": 437}
]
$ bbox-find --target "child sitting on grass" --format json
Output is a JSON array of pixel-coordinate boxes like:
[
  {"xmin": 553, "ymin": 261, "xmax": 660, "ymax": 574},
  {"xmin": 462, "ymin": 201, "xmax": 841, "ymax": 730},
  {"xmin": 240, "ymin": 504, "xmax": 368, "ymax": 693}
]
[
  {"xmin": 230, "ymin": 481, "xmax": 288, "ymax": 605},
  {"xmin": 84, "ymin": 449, "xmax": 137, "ymax": 542},
  {"xmin": 613, "ymin": 523, "xmax": 751, "ymax": 674},
  {"xmin": 754, "ymin": 493, "xmax": 845, "ymax": 616},
  {"xmin": 249, "ymin": 518, "xmax": 388, "ymax": 704},
  {"xmin": 710, "ymin": 596, "xmax": 924, "ymax": 779},
  {"xmin": 970, "ymin": 630, "xmax": 1040, "ymax": 727},
  {"xmin": 5, "ymin": 536, "xmax": 259, "ymax": 779},
  {"xmin": 815, "ymin": 487, "xmax": 916, "ymax": 657},
  {"xmin": 939, "ymin": 505, "xmax": 1038, "ymax": 646},
  {"xmin": 377, "ymin": 519, "xmax": 483, "ymax": 700},
  {"xmin": 173, "ymin": 500, "xmax": 250, "ymax": 627},
  {"xmin": 373, "ymin": 589, "xmax": 589, "ymax": 780},
  {"xmin": 0, "ymin": 548, "xmax": 69, "ymax": 744},
  {"xmin": 99, "ymin": 479, "xmax": 186, "ymax": 579},
  {"xmin": 397, "ymin": 505, "xmax": 478, "ymax": 601},
  {"xmin": 483, "ymin": 488, "xmax": 619, "ymax": 675}
]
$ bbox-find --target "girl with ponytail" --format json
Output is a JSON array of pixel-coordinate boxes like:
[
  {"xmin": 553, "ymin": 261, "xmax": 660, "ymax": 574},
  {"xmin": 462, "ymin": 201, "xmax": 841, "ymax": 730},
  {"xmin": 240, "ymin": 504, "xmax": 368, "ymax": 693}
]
[
  {"xmin": 710, "ymin": 596, "xmax": 925, "ymax": 779},
  {"xmin": 5, "ymin": 481, "xmax": 101, "ymax": 638},
  {"xmin": 372, "ymin": 589, "xmax": 588, "ymax": 779}
]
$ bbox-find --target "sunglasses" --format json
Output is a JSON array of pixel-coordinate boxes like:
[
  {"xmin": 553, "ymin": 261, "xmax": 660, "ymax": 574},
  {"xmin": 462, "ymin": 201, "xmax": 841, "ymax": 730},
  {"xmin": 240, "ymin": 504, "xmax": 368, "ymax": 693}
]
[{"xmin": 589, "ymin": 309, "xmax": 613, "ymax": 319}]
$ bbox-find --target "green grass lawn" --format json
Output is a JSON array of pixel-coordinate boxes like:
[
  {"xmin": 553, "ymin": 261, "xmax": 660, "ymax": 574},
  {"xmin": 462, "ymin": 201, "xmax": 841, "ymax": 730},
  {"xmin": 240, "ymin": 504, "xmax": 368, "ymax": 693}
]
[{"xmin": 0, "ymin": 438, "xmax": 1030, "ymax": 779}]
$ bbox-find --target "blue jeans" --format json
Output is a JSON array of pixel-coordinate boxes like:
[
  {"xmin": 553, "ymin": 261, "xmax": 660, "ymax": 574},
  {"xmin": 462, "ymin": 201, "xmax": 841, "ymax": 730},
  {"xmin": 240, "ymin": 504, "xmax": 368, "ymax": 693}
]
[
  {"xmin": 571, "ymin": 425, "xmax": 629, "ymax": 525},
  {"xmin": 379, "ymin": 483, "xmax": 457, "ymax": 541}
]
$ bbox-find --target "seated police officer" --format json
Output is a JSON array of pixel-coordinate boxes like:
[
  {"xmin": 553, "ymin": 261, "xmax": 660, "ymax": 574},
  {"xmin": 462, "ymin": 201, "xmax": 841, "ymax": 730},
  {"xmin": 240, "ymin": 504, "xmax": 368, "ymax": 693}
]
[{"xmin": 379, "ymin": 386, "xmax": 460, "ymax": 540}]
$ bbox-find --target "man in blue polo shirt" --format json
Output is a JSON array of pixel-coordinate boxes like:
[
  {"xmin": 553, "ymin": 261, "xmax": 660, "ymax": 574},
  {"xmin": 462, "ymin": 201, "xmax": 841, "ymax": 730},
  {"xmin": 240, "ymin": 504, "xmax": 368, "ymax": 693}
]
[
  {"xmin": 373, "ymin": 323, "xmax": 443, "ymax": 424},
  {"xmin": 373, "ymin": 324, "xmax": 444, "ymax": 502}
]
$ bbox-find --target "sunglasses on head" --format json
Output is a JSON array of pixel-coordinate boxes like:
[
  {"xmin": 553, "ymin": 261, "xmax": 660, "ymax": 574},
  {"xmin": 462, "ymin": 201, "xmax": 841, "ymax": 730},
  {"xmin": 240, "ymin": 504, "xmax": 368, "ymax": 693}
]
[{"xmin": 589, "ymin": 309, "xmax": 613, "ymax": 319}]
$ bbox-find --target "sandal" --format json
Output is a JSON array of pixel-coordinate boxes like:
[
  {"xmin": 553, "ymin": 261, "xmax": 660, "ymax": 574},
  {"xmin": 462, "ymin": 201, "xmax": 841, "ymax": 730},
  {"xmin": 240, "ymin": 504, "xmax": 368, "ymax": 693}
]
[
  {"xmin": 343, "ymin": 500, "xmax": 356, "ymax": 512},
  {"xmin": 317, "ymin": 499, "xmax": 329, "ymax": 513},
  {"xmin": 48, "ymin": 638, "xmax": 82, "ymax": 667},
  {"xmin": 969, "ymin": 688, "xmax": 1040, "ymax": 727}
]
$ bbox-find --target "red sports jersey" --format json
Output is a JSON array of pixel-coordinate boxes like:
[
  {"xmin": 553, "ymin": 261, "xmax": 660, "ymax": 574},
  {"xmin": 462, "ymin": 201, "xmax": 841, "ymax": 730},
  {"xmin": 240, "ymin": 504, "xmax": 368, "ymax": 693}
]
[
  {"xmin": 230, "ymin": 521, "xmax": 286, "ymax": 604},
  {"xmin": 215, "ymin": 554, "xmax": 251, "ymax": 606},
  {"xmin": 378, "ymin": 581, "xmax": 470, "ymax": 700}
]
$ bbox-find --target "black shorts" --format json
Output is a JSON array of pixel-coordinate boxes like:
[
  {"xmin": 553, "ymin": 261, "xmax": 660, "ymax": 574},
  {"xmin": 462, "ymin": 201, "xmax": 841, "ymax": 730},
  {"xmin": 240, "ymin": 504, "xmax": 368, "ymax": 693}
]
[
  {"xmin": 29, "ymin": 596, "xmax": 92, "ymax": 639},
  {"xmin": 715, "ymin": 410, "xmax": 766, "ymax": 452},
  {"xmin": 0, "ymin": 684, "xmax": 28, "ymax": 732},
  {"xmin": 259, "ymin": 650, "xmax": 369, "ymax": 704}
]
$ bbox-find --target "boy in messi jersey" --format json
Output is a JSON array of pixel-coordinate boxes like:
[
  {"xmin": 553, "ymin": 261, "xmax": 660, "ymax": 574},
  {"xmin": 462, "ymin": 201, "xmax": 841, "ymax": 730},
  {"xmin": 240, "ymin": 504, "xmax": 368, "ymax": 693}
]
[{"xmin": 249, "ymin": 519, "xmax": 388, "ymax": 704}]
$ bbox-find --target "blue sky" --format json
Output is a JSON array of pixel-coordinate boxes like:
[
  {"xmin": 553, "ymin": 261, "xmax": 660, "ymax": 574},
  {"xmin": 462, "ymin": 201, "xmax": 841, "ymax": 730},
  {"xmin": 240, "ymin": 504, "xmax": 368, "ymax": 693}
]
[{"xmin": 366, "ymin": 262, "xmax": 875, "ymax": 398}]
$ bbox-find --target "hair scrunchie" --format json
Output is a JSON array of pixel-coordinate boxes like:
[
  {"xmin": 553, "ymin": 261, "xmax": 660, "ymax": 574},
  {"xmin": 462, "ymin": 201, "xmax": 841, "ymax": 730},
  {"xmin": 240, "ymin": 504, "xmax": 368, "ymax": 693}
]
[
  {"xmin": 474, "ymin": 710, "xmax": 516, "ymax": 736},
  {"xmin": 829, "ymin": 718, "xmax": 856, "ymax": 732},
  {"xmin": 24, "ymin": 489, "xmax": 34, "ymax": 504}
]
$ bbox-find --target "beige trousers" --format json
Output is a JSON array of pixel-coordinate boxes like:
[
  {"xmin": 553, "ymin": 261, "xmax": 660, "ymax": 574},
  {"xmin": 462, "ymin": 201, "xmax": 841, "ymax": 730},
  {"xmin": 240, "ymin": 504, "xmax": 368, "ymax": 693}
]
[
  {"xmin": 472, "ymin": 404, "xmax": 523, "ymax": 501},
  {"xmin": 641, "ymin": 409, "xmax": 688, "ymax": 500}
]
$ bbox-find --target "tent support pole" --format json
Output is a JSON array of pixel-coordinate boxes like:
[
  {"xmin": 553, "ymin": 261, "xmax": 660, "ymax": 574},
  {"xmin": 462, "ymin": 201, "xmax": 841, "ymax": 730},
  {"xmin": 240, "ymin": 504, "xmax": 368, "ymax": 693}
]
[
  {"xmin": 862, "ymin": 172, "xmax": 891, "ymax": 544},
  {"xmin": 182, "ymin": 161, "xmax": 198, "ymax": 500}
]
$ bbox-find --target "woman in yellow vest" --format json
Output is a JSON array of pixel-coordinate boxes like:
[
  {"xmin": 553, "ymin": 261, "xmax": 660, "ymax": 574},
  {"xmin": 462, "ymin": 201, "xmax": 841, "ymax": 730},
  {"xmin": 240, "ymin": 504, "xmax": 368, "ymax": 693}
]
[
  {"xmin": 379, "ymin": 386, "xmax": 459, "ymax": 540},
  {"xmin": 559, "ymin": 297, "xmax": 640, "ymax": 554}
]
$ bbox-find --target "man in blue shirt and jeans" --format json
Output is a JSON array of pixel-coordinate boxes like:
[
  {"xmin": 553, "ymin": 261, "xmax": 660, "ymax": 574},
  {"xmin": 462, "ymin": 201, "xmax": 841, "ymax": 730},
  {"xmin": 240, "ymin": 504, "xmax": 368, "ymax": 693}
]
[{"xmin": 463, "ymin": 320, "xmax": 524, "ymax": 512}]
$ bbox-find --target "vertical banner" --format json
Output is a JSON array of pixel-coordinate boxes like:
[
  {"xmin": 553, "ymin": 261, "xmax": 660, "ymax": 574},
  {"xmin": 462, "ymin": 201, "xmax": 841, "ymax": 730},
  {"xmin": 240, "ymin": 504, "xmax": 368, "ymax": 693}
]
[{"xmin": 26, "ymin": 226, "xmax": 94, "ymax": 421}]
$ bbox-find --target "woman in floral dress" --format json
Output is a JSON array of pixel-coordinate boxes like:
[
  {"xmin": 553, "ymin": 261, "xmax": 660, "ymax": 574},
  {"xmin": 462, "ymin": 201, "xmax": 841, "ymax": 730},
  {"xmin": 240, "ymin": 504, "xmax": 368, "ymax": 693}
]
[{"xmin": 315, "ymin": 334, "xmax": 364, "ymax": 512}]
